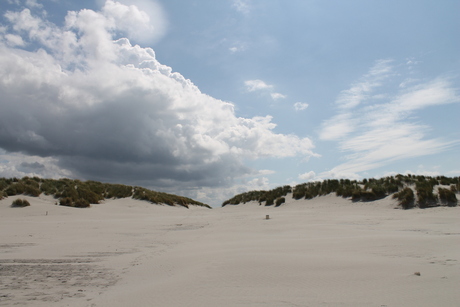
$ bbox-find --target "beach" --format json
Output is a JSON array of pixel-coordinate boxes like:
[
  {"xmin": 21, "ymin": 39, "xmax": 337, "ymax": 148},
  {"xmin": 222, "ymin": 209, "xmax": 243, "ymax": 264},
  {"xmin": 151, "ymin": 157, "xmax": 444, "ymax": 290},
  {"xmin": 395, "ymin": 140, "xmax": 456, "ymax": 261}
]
[{"xmin": 1, "ymin": 194, "xmax": 459, "ymax": 306}]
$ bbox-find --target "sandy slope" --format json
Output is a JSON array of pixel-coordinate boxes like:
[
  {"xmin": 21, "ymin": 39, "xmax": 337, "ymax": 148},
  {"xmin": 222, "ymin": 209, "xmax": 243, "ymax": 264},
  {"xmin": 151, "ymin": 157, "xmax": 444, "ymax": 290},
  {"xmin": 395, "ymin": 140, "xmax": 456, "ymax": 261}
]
[{"xmin": 0, "ymin": 194, "xmax": 459, "ymax": 306}]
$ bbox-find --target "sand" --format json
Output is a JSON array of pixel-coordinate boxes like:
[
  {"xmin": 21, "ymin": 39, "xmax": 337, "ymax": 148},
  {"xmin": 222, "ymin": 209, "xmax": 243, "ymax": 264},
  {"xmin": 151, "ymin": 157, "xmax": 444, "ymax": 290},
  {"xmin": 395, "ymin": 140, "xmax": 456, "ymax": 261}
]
[{"xmin": 0, "ymin": 194, "xmax": 459, "ymax": 306}]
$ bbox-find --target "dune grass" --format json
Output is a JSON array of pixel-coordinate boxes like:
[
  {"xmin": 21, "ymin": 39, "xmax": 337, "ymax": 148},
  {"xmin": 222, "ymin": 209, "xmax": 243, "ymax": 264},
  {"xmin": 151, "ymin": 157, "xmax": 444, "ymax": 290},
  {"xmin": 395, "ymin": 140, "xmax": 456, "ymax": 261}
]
[
  {"xmin": 222, "ymin": 175, "xmax": 459, "ymax": 209},
  {"xmin": 438, "ymin": 188, "xmax": 457, "ymax": 206},
  {"xmin": 392, "ymin": 187, "xmax": 415, "ymax": 210},
  {"xmin": 222, "ymin": 185, "xmax": 292, "ymax": 207},
  {"xmin": 0, "ymin": 177, "xmax": 211, "ymax": 209},
  {"xmin": 11, "ymin": 198, "xmax": 31, "ymax": 207}
]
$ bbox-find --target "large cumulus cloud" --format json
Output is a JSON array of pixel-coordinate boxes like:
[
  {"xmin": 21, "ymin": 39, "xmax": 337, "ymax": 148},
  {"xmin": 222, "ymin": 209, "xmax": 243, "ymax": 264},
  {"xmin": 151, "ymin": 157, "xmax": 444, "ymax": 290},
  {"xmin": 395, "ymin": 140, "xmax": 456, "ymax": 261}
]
[{"xmin": 0, "ymin": 1, "xmax": 315, "ymax": 193}]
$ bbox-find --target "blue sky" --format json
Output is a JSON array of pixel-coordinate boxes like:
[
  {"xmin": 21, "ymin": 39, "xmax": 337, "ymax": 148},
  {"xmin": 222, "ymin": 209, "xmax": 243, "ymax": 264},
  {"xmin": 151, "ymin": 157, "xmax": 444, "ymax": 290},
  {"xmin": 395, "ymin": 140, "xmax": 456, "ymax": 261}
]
[{"xmin": 0, "ymin": 0, "xmax": 459, "ymax": 206}]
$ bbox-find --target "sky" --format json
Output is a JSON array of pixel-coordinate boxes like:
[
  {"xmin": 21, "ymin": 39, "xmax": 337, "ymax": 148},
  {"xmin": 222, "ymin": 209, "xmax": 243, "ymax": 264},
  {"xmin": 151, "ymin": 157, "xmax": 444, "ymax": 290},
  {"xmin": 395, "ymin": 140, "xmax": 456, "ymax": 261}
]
[{"xmin": 0, "ymin": 0, "xmax": 459, "ymax": 206}]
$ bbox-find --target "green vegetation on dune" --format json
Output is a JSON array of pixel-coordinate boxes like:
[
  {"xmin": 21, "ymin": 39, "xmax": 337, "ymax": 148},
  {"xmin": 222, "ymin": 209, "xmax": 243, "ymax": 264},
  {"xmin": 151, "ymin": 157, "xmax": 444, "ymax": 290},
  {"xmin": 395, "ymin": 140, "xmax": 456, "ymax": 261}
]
[
  {"xmin": 0, "ymin": 177, "xmax": 211, "ymax": 209},
  {"xmin": 11, "ymin": 198, "xmax": 31, "ymax": 208},
  {"xmin": 392, "ymin": 187, "xmax": 415, "ymax": 210},
  {"xmin": 132, "ymin": 187, "xmax": 209, "ymax": 209},
  {"xmin": 438, "ymin": 188, "xmax": 457, "ymax": 206},
  {"xmin": 222, "ymin": 175, "xmax": 459, "ymax": 209},
  {"xmin": 222, "ymin": 185, "xmax": 291, "ymax": 207},
  {"xmin": 415, "ymin": 178, "xmax": 439, "ymax": 208}
]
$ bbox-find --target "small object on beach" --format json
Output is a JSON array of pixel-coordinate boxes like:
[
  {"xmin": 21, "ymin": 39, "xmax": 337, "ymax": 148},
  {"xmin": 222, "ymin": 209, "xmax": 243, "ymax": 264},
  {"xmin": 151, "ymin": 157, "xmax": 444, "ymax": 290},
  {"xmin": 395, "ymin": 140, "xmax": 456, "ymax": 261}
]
[
  {"xmin": 414, "ymin": 272, "xmax": 421, "ymax": 276},
  {"xmin": 266, "ymin": 215, "xmax": 270, "ymax": 220},
  {"xmin": 46, "ymin": 211, "xmax": 48, "ymax": 216}
]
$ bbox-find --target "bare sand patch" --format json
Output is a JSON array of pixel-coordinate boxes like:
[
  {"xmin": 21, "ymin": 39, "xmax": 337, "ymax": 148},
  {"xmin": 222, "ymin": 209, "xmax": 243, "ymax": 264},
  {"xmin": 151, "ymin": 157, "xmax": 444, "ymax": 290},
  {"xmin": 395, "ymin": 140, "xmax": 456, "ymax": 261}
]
[{"xmin": 1, "ymin": 194, "xmax": 459, "ymax": 306}]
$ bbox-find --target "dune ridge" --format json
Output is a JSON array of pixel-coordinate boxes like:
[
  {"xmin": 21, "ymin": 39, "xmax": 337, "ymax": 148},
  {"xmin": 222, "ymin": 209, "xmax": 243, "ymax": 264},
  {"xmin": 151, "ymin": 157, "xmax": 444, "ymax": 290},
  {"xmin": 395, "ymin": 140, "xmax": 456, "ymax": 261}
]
[
  {"xmin": 223, "ymin": 174, "xmax": 459, "ymax": 209},
  {"xmin": 0, "ymin": 177, "xmax": 211, "ymax": 209},
  {"xmin": 0, "ymin": 177, "xmax": 459, "ymax": 306}
]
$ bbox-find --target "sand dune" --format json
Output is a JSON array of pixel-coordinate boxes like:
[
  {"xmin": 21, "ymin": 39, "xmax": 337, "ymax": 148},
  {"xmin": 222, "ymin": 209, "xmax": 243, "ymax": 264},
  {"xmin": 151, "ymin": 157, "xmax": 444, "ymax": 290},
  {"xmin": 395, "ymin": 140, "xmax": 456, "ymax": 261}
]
[{"xmin": 1, "ymin": 194, "xmax": 459, "ymax": 306}]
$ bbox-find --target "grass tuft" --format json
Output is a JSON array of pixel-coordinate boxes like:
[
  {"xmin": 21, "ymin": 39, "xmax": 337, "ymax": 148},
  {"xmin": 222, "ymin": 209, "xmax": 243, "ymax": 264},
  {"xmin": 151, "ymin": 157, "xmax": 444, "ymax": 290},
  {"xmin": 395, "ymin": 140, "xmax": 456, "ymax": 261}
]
[{"xmin": 11, "ymin": 198, "xmax": 31, "ymax": 207}]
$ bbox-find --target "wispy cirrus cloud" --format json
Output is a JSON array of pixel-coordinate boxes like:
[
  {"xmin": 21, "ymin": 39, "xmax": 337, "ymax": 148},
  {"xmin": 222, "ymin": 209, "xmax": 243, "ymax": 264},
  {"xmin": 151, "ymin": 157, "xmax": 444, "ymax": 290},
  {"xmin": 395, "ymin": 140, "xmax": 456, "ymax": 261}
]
[
  {"xmin": 319, "ymin": 114, "xmax": 355, "ymax": 141},
  {"xmin": 318, "ymin": 59, "xmax": 460, "ymax": 179},
  {"xmin": 335, "ymin": 59, "xmax": 393, "ymax": 110}
]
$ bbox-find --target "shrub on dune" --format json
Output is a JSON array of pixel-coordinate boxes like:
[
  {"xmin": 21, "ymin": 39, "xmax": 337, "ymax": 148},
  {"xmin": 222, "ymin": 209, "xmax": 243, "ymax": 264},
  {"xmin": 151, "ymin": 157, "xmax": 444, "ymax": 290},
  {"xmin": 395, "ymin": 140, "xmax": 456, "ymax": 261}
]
[
  {"xmin": 437, "ymin": 176, "xmax": 458, "ymax": 186},
  {"xmin": 76, "ymin": 186, "xmax": 104, "ymax": 204},
  {"xmin": 82, "ymin": 180, "xmax": 106, "ymax": 196},
  {"xmin": 392, "ymin": 188, "xmax": 415, "ymax": 209},
  {"xmin": 0, "ymin": 179, "xmax": 10, "ymax": 192},
  {"xmin": 24, "ymin": 184, "xmax": 41, "ymax": 197},
  {"xmin": 56, "ymin": 185, "xmax": 79, "ymax": 201},
  {"xmin": 275, "ymin": 197, "xmax": 285, "ymax": 207},
  {"xmin": 5, "ymin": 183, "xmax": 25, "ymax": 196},
  {"xmin": 351, "ymin": 188, "xmax": 363, "ymax": 201},
  {"xmin": 59, "ymin": 197, "xmax": 73, "ymax": 206},
  {"xmin": 265, "ymin": 197, "xmax": 274, "ymax": 206},
  {"xmin": 438, "ymin": 188, "xmax": 457, "ymax": 206},
  {"xmin": 11, "ymin": 198, "xmax": 31, "ymax": 207},
  {"xmin": 73, "ymin": 198, "xmax": 91, "ymax": 208},
  {"xmin": 416, "ymin": 182, "xmax": 438, "ymax": 208},
  {"xmin": 59, "ymin": 197, "xmax": 90, "ymax": 208},
  {"xmin": 354, "ymin": 185, "xmax": 387, "ymax": 201},
  {"xmin": 105, "ymin": 184, "xmax": 133, "ymax": 198},
  {"xmin": 40, "ymin": 179, "xmax": 68, "ymax": 195}
]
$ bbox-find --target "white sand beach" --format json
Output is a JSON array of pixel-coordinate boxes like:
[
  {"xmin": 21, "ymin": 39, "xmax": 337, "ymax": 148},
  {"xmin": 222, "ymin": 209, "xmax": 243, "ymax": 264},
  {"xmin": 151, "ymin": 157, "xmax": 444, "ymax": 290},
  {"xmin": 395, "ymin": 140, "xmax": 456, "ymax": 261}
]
[{"xmin": 1, "ymin": 194, "xmax": 459, "ymax": 306}]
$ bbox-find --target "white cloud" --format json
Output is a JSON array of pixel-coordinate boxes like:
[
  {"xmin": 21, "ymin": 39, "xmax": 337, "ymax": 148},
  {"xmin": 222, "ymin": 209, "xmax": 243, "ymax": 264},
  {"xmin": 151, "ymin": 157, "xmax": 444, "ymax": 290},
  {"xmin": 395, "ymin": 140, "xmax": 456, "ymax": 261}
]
[
  {"xmin": 0, "ymin": 150, "xmax": 73, "ymax": 179},
  {"xmin": 319, "ymin": 59, "xmax": 460, "ymax": 177},
  {"xmin": 4, "ymin": 33, "xmax": 25, "ymax": 46},
  {"xmin": 298, "ymin": 171, "xmax": 316, "ymax": 181},
  {"xmin": 245, "ymin": 79, "xmax": 273, "ymax": 92},
  {"xmin": 25, "ymin": 0, "xmax": 43, "ymax": 9},
  {"xmin": 232, "ymin": 0, "xmax": 251, "ymax": 14},
  {"xmin": 0, "ymin": 3, "xmax": 316, "ymax": 201},
  {"xmin": 393, "ymin": 78, "xmax": 459, "ymax": 112},
  {"xmin": 294, "ymin": 102, "xmax": 309, "ymax": 111},
  {"xmin": 318, "ymin": 169, "xmax": 362, "ymax": 181},
  {"xmin": 254, "ymin": 169, "xmax": 276, "ymax": 176},
  {"xmin": 446, "ymin": 170, "xmax": 460, "ymax": 176},
  {"xmin": 102, "ymin": 0, "xmax": 167, "ymax": 44},
  {"xmin": 402, "ymin": 168, "xmax": 441, "ymax": 178},
  {"xmin": 383, "ymin": 166, "xmax": 459, "ymax": 179},
  {"xmin": 270, "ymin": 92, "xmax": 286, "ymax": 100},
  {"xmin": 190, "ymin": 175, "xmax": 273, "ymax": 207},
  {"xmin": 244, "ymin": 79, "xmax": 287, "ymax": 101},
  {"xmin": 91, "ymin": 0, "xmax": 168, "ymax": 44},
  {"xmin": 229, "ymin": 42, "xmax": 246, "ymax": 53}
]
